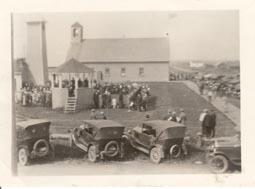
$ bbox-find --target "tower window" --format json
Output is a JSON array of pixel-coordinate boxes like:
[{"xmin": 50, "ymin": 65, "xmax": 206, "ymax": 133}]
[{"xmin": 73, "ymin": 28, "xmax": 78, "ymax": 37}]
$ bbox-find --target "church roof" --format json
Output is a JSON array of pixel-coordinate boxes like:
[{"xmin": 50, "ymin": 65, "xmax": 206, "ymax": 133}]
[
  {"xmin": 55, "ymin": 58, "xmax": 93, "ymax": 73},
  {"xmin": 66, "ymin": 37, "xmax": 169, "ymax": 63}
]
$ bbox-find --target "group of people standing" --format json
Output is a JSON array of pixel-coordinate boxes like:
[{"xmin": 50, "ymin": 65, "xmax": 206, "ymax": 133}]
[
  {"xmin": 199, "ymin": 109, "xmax": 217, "ymax": 138},
  {"xmin": 18, "ymin": 84, "xmax": 52, "ymax": 107},
  {"xmin": 92, "ymin": 82, "xmax": 151, "ymax": 111},
  {"xmin": 162, "ymin": 108, "xmax": 187, "ymax": 125},
  {"xmin": 128, "ymin": 85, "xmax": 150, "ymax": 112}
]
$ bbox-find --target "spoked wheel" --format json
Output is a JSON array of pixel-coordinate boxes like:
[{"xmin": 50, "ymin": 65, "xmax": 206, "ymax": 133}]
[
  {"xmin": 18, "ymin": 147, "xmax": 29, "ymax": 166},
  {"xmin": 104, "ymin": 141, "xmax": 119, "ymax": 157},
  {"xmin": 169, "ymin": 144, "xmax": 181, "ymax": 159},
  {"xmin": 88, "ymin": 145, "xmax": 97, "ymax": 162},
  {"xmin": 150, "ymin": 147, "xmax": 162, "ymax": 164},
  {"xmin": 208, "ymin": 155, "xmax": 229, "ymax": 173}
]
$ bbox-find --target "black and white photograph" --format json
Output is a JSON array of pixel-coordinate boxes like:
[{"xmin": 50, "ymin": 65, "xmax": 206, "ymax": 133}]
[{"xmin": 12, "ymin": 10, "xmax": 240, "ymax": 176}]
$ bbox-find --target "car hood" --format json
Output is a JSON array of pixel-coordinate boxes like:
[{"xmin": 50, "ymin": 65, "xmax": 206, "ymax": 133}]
[{"xmin": 214, "ymin": 136, "xmax": 240, "ymax": 148}]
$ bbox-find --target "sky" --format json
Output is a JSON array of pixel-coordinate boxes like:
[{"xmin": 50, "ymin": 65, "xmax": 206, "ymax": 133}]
[{"xmin": 13, "ymin": 11, "xmax": 239, "ymax": 67}]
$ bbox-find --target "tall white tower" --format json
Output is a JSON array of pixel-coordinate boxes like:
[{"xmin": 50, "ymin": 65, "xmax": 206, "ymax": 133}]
[
  {"xmin": 71, "ymin": 22, "xmax": 83, "ymax": 43},
  {"xmin": 26, "ymin": 21, "xmax": 48, "ymax": 85}
]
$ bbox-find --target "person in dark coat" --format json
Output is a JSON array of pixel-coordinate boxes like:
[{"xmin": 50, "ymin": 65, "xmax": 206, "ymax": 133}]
[
  {"xmin": 209, "ymin": 109, "xmax": 217, "ymax": 137},
  {"xmin": 93, "ymin": 90, "xmax": 99, "ymax": 109},
  {"xmin": 119, "ymin": 89, "xmax": 124, "ymax": 108},
  {"xmin": 78, "ymin": 79, "xmax": 82, "ymax": 88},
  {"xmin": 199, "ymin": 82, "xmax": 204, "ymax": 95},
  {"xmin": 84, "ymin": 78, "xmax": 89, "ymax": 88},
  {"xmin": 202, "ymin": 110, "xmax": 211, "ymax": 137},
  {"xmin": 136, "ymin": 93, "xmax": 143, "ymax": 111}
]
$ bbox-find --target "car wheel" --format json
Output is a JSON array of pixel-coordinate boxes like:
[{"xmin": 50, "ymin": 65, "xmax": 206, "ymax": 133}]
[
  {"xmin": 209, "ymin": 155, "xmax": 229, "ymax": 173},
  {"xmin": 18, "ymin": 147, "xmax": 29, "ymax": 166},
  {"xmin": 88, "ymin": 145, "xmax": 97, "ymax": 162},
  {"xmin": 104, "ymin": 141, "xmax": 119, "ymax": 157},
  {"xmin": 150, "ymin": 147, "xmax": 162, "ymax": 164},
  {"xmin": 169, "ymin": 144, "xmax": 181, "ymax": 159}
]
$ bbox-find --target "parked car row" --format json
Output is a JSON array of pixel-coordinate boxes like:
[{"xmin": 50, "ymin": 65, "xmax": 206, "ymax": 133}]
[{"xmin": 16, "ymin": 119, "xmax": 241, "ymax": 173}]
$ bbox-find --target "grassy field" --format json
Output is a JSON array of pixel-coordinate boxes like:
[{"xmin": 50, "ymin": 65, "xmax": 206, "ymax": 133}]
[{"xmin": 16, "ymin": 82, "xmax": 237, "ymax": 137}]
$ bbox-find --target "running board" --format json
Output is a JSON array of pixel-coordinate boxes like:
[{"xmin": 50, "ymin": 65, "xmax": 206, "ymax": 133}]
[{"xmin": 130, "ymin": 141, "xmax": 149, "ymax": 154}]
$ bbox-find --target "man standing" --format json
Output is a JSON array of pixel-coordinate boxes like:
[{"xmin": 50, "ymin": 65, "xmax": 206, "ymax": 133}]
[
  {"xmin": 93, "ymin": 90, "xmax": 99, "ymax": 109},
  {"xmin": 178, "ymin": 108, "xmax": 187, "ymax": 125},
  {"xmin": 169, "ymin": 111, "xmax": 178, "ymax": 122},
  {"xmin": 89, "ymin": 109, "xmax": 97, "ymax": 120},
  {"xmin": 209, "ymin": 109, "xmax": 217, "ymax": 137},
  {"xmin": 199, "ymin": 81, "xmax": 204, "ymax": 95},
  {"xmin": 163, "ymin": 109, "xmax": 172, "ymax": 120},
  {"xmin": 202, "ymin": 110, "xmax": 211, "ymax": 137},
  {"xmin": 199, "ymin": 109, "xmax": 208, "ymax": 136}
]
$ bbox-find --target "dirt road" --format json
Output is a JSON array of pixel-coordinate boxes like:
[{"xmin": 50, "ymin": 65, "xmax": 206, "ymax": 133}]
[{"xmin": 18, "ymin": 155, "xmax": 211, "ymax": 176}]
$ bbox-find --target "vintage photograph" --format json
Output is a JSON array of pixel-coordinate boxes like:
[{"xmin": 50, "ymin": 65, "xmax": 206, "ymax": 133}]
[{"xmin": 13, "ymin": 11, "xmax": 240, "ymax": 175}]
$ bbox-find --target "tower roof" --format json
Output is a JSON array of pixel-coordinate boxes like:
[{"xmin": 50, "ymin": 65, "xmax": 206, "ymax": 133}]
[{"xmin": 71, "ymin": 22, "xmax": 83, "ymax": 27}]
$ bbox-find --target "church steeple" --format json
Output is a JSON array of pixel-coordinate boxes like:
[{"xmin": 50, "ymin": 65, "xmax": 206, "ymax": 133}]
[{"xmin": 71, "ymin": 22, "xmax": 83, "ymax": 43}]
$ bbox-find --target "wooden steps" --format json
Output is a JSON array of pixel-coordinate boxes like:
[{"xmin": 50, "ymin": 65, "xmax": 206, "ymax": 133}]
[{"xmin": 64, "ymin": 97, "xmax": 77, "ymax": 113}]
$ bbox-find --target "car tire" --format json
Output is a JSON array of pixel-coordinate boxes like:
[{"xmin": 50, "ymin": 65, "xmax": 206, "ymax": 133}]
[
  {"xmin": 104, "ymin": 141, "xmax": 119, "ymax": 157},
  {"xmin": 33, "ymin": 139, "xmax": 50, "ymax": 157},
  {"xmin": 169, "ymin": 144, "xmax": 181, "ymax": 159},
  {"xmin": 88, "ymin": 145, "xmax": 97, "ymax": 162},
  {"xmin": 150, "ymin": 147, "xmax": 162, "ymax": 164},
  {"xmin": 18, "ymin": 147, "xmax": 29, "ymax": 166},
  {"xmin": 208, "ymin": 155, "xmax": 229, "ymax": 173}
]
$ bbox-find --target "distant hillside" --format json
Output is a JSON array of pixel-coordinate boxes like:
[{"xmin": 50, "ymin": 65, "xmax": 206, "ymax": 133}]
[{"xmin": 170, "ymin": 60, "xmax": 239, "ymax": 75}]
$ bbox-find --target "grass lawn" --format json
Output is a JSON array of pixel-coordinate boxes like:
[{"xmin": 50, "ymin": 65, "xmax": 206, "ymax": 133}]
[
  {"xmin": 227, "ymin": 97, "xmax": 240, "ymax": 108},
  {"xmin": 16, "ymin": 82, "xmax": 238, "ymax": 137}
]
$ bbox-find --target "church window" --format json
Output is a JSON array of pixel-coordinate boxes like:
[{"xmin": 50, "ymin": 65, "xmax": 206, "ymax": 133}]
[
  {"xmin": 121, "ymin": 67, "xmax": 126, "ymax": 77},
  {"xmin": 105, "ymin": 68, "xmax": 110, "ymax": 76},
  {"xmin": 139, "ymin": 67, "xmax": 144, "ymax": 76}
]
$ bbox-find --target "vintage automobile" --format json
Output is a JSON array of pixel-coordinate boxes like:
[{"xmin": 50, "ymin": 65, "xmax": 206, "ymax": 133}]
[
  {"xmin": 70, "ymin": 120, "xmax": 126, "ymax": 162},
  {"xmin": 124, "ymin": 120, "xmax": 186, "ymax": 163},
  {"xmin": 207, "ymin": 135, "xmax": 241, "ymax": 173},
  {"xmin": 16, "ymin": 119, "xmax": 54, "ymax": 166}
]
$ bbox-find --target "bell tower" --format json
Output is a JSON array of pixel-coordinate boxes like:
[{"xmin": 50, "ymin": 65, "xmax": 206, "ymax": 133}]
[{"xmin": 71, "ymin": 22, "xmax": 83, "ymax": 43}]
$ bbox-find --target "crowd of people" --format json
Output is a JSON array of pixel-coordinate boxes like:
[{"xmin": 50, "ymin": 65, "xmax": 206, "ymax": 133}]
[
  {"xmin": 169, "ymin": 72, "xmax": 194, "ymax": 81},
  {"xmin": 92, "ymin": 82, "xmax": 151, "ymax": 111},
  {"xmin": 17, "ymin": 83, "xmax": 52, "ymax": 107},
  {"xmin": 196, "ymin": 75, "xmax": 240, "ymax": 100}
]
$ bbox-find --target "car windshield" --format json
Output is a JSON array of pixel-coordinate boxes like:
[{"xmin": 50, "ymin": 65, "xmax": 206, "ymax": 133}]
[{"xmin": 142, "ymin": 125, "xmax": 156, "ymax": 137}]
